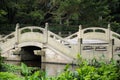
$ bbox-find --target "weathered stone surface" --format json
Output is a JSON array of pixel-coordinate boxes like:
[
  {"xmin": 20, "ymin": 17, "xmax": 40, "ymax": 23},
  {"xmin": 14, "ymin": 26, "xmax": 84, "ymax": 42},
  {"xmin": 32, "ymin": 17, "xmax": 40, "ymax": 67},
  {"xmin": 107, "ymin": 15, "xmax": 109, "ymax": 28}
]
[{"xmin": 0, "ymin": 25, "xmax": 120, "ymax": 63}]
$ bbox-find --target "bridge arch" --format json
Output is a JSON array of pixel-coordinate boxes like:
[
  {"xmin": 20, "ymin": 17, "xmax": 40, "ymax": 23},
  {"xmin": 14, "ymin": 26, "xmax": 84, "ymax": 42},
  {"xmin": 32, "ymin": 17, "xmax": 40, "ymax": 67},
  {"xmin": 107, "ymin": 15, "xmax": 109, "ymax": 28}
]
[
  {"xmin": 17, "ymin": 42, "xmax": 44, "ymax": 61},
  {"xmin": 20, "ymin": 46, "xmax": 41, "ymax": 61},
  {"xmin": 18, "ymin": 42, "xmax": 44, "ymax": 49}
]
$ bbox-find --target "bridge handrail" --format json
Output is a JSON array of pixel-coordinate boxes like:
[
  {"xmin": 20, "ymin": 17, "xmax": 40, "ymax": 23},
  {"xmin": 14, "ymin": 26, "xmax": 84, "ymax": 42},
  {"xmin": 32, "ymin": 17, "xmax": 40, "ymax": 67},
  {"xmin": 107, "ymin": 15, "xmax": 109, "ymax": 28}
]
[
  {"xmin": 48, "ymin": 31, "xmax": 72, "ymax": 48},
  {"xmin": 111, "ymin": 31, "xmax": 120, "ymax": 40},
  {"xmin": 2, "ymin": 32, "xmax": 15, "ymax": 41},
  {"xmin": 65, "ymin": 27, "xmax": 107, "ymax": 39},
  {"xmin": 82, "ymin": 27, "xmax": 107, "ymax": 33},
  {"xmin": 65, "ymin": 32, "xmax": 78, "ymax": 39},
  {"xmin": 19, "ymin": 26, "xmax": 45, "ymax": 34}
]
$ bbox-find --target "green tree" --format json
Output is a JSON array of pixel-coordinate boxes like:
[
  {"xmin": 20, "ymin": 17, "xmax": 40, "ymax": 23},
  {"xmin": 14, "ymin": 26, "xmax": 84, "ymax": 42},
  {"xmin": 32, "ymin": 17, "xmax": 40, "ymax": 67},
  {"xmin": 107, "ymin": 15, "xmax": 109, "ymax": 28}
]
[{"xmin": 0, "ymin": 0, "xmax": 120, "ymax": 34}]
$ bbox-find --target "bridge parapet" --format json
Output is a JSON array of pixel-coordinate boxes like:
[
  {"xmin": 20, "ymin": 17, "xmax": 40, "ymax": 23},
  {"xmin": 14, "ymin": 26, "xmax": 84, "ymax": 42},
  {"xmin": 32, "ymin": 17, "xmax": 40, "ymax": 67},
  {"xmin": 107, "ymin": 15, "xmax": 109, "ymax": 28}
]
[
  {"xmin": 111, "ymin": 31, "xmax": 120, "ymax": 45},
  {"xmin": 82, "ymin": 27, "xmax": 108, "ymax": 40},
  {"xmin": 1, "ymin": 32, "xmax": 15, "ymax": 42},
  {"xmin": 17, "ymin": 26, "xmax": 45, "ymax": 43},
  {"xmin": 48, "ymin": 31, "xmax": 72, "ymax": 48},
  {"xmin": 65, "ymin": 25, "xmax": 120, "ymax": 44},
  {"xmin": 19, "ymin": 26, "xmax": 44, "ymax": 34},
  {"xmin": 66, "ymin": 27, "xmax": 110, "ymax": 41}
]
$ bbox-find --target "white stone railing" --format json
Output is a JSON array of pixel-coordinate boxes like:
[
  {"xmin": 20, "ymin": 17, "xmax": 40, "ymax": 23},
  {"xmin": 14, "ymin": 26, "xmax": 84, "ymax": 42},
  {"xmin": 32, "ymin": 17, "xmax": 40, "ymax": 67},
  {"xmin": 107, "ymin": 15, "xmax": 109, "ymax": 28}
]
[
  {"xmin": 48, "ymin": 31, "xmax": 73, "ymax": 48},
  {"xmin": 48, "ymin": 31, "xmax": 76, "ymax": 58},
  {"xmin": 0, "ymin": 25, "xmax": 75, "ymax": 58},
  {"xmin": 65, "ymin": 32, "xmax": 78, "ymax": 39},
  {"xmin": 65, "ymin": 27, "xmax": 110, "ymax": 42},
  {"xmin": 82, "ymin": 27, "xmax": 108, "ymax": 41},
  {"xmin": 2, "ymin": 32, "xmax": 15, "ymax": 42},
  {"xmin": 19, "ymin": 26, "xmax": 44, "ymax": 34},
  {"xmin": 2, "ymin": 24, "xmax": 120, "ymax": 59},
  {"xmin": 111, "ymin": 31, "xmax": 120, "ymax": 45},
  {"xmin": 82, "ymin": 27, "xmax": 107, "ymax": 33},
  {"xmin": 18, "ymin": 26, "xmax": 45, "ymax": 43}
]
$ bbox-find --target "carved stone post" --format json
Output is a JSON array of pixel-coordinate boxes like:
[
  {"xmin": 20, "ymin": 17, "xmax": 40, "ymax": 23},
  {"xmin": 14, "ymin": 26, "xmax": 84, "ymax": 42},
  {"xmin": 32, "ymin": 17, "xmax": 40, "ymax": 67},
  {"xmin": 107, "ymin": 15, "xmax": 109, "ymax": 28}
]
[
  {"xmin": 15, "ymin": 23, "xmax": 19, "ymax": 44},
  {"xmin": 107, "ymin": 24, "xmax": 111, "ymax": 43},
  {"xmin": 14, "ymin": 23, "xmax": 21, "ymax": 55},
  {"xmin": 44, "ymin": 23, "xmax": 48, "ymax": 43},
  {"xmin": 78, "ymin": 25, "xmax": 82, "ymax": 55},
  {"xmin": 107, "ymin": 24, "xmax": 112, "ymax": 61}
]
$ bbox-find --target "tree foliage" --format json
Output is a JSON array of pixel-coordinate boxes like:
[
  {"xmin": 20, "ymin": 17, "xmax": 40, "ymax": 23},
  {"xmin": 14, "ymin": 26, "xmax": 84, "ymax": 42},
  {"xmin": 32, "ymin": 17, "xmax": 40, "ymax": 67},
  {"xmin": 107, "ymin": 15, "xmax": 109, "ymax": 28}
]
[{"xmin": 0, "ymin": 0, "xmax": 120, "ymax": 34}]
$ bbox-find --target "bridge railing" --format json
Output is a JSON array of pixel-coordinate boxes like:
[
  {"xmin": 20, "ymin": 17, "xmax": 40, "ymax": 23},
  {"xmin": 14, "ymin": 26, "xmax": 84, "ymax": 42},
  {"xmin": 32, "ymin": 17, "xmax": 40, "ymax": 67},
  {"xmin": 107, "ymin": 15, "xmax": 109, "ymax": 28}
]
[
  {"xmin": 18, "ymin": 26, "xmax": 45, "ymax": 43},
  {"xmin": 65, "ymin": 27, "xmax": 109, "ymax": 42},
  {"xmin": 0, "ymin": 32, "xmax": 16, "ymax": 54},
  {"xmin": 19, "ymin": 26, "xmax": 44, "ymax": 34},
  {"xmin": 111, "ymin": 31, "xmax": 120, "ymax": 44},
  {"xmin": 47, "ymin": 31, "xmax": 77, "ymax": 58},
  {"xmin": 2, "ymin": 32, "xmax": 15, "ymax": 42},
  {"xmin": 82, "ymin": 27, "xmax": 108, "ymax": 41},
  {"xmin": 65, "ymin": 32, "xmax": 78, "ymax": 39},
  {"xmin": 48, "ymin": 31, "xmax": 73, "ymax": 48}
]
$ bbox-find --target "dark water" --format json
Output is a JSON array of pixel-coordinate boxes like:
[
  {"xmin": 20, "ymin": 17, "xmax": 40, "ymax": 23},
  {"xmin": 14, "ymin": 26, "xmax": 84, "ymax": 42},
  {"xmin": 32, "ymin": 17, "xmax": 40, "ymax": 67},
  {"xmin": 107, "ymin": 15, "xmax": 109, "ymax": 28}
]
[{"xmin": 4, "ymin": 60, "xmax": 77, "ymax": 76}]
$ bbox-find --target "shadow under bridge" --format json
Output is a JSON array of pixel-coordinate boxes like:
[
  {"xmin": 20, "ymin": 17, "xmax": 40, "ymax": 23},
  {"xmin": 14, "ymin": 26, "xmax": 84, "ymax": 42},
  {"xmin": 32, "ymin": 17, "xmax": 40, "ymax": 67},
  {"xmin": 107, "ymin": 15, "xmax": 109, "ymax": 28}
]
[{"xmin": 19, "ymin": 46, "xmax": 42, "ymax": 66}]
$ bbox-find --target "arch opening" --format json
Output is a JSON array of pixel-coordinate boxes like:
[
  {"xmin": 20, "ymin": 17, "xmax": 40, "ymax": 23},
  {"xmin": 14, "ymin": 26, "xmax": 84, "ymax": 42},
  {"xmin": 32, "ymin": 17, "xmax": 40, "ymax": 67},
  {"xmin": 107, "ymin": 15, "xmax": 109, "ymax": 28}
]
[{"xmin": 20, "ymin": 46, "xmax": 41, "ymax": 67}]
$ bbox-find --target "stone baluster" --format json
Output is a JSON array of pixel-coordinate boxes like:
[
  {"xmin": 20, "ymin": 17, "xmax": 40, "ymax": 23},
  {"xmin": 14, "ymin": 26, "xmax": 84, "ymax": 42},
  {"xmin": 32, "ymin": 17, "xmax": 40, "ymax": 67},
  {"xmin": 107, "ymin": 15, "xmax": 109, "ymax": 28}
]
[
  {"xmin": 53, "ymin": 35, "xmax": 56, "ymax": 39},
  {"xmin": 31, "ymin": 27, "xmax": 33, "ymax": 32},
  {"xmin": 68, "ymin": 32, "xmax": 71, "ymax": 36},
  {"xmin": 58, "ymin": 32, "xmax": 62, "ymax": 36}
]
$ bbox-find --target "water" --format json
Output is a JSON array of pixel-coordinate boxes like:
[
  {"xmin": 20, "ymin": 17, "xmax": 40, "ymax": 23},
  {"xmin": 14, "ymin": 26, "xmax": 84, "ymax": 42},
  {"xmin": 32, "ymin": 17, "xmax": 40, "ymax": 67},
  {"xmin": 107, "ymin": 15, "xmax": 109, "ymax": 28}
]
[{"xmin": 4, "ymin": 60, "xmax": 77, "ymax": 76}]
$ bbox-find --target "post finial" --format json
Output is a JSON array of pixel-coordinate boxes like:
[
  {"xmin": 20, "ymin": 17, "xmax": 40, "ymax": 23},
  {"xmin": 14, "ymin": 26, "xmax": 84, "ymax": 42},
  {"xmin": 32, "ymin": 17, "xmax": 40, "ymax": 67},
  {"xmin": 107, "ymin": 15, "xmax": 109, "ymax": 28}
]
[
  {"xmin": 78, "ymin": 25, "xmax": 82, "ymax": 39},
  {"xmin": 79, "ymin": 25, "xmax": 82, "ymax": 30},
  {"xmin": 16, "ymin": 23, "xmax": 19, "ymax": 30},
  {"xmin": 45, "ymin": 22, "xmax": 48, "ymax": 29},
  {"xmin": 108, "ymin": 23, "xmax": 110, "ymax": 29}
]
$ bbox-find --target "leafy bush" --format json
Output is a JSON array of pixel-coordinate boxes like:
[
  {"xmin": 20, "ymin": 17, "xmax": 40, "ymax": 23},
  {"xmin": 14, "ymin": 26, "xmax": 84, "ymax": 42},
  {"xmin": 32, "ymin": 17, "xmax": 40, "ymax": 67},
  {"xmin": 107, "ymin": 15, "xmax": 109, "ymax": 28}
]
[
  {"xmin": 49, "ymin": 55, "xmax": 120, "ymax": 80},
  {"xmin": 1, "ymin": 63, "xmax": 21, "ymax": 72},
  {"xmin": 0, "ymin": 72, "xmax": 24, "ymax": 80},
  {"xmin": 0, "ymin": 56, "xmax": 120, "ymax": 80}
]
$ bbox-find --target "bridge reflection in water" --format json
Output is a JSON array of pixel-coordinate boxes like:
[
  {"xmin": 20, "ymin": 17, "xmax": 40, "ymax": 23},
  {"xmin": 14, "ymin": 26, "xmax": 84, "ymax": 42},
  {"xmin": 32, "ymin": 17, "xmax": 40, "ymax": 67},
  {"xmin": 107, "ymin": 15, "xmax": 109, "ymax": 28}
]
[{"xmin": 4, "ymin": 61, "xmax": 76, "ymax": 76}]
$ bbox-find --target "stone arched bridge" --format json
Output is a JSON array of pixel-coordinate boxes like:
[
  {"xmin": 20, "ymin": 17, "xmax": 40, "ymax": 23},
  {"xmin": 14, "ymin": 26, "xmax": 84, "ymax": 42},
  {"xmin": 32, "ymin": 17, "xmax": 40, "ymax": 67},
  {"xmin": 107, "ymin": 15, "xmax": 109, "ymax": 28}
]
[{"xmin": 0, "ymin": 23, "xmax": 120, "ymax": 63}]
